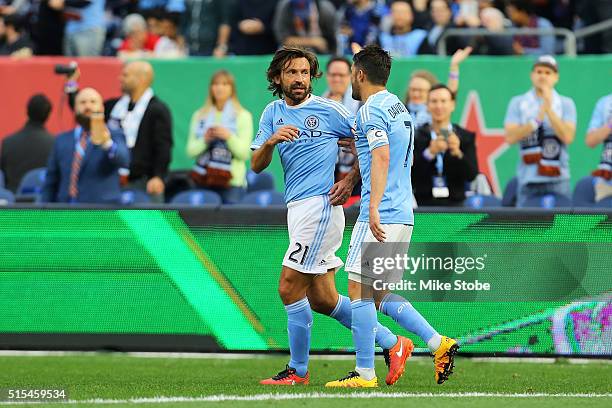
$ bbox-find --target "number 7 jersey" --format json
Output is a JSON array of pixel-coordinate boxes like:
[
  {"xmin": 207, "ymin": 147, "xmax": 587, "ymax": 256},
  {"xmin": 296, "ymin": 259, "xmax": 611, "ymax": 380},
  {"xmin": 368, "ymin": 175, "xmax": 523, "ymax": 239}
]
[{"xmin": 354, "ymin": 89, "xmax": 415, "ymax": 225}]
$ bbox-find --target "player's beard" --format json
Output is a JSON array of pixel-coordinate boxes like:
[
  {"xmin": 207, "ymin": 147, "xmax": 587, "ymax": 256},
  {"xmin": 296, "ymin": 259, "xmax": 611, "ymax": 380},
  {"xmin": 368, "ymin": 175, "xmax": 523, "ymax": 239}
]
[
  {"xmin": 351, "ymin": 81, "xmax": 361, "ymax": 101},
  {"xmin": 283, "ymin": 83, "xmax": 311, "ymax": 105},
  {"xmin": 75, "ymin": 112, "xmax": 91, "ymax": 130}
]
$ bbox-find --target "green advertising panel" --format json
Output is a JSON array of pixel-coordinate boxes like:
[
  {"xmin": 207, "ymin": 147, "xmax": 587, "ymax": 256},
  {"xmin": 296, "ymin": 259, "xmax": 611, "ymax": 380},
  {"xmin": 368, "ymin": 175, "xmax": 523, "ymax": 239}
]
[
  {"xmin": 150, "ymin": 56, "xmax": 612, "ymax": 196},
  {"xmin": 0, "ymin": 209, "xmax": 610, "ymax": 356}
]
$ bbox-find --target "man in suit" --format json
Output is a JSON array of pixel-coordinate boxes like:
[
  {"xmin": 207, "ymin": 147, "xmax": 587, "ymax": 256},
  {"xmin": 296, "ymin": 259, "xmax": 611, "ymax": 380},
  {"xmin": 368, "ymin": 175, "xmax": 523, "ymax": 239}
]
[
  {"xmin": 65, "ymin": 61, "xmax": 173, "ymax": 203},
  {"xmin": 1, "ymin": 94, "xmax": 54, "ymax": 193},
  {"xmin": 42, "ymin": 88, "xmax": 129, "ymax": 204},
  {"xmin": 412, "ymin": 84, "xmax": 478, "ymax": 206}
]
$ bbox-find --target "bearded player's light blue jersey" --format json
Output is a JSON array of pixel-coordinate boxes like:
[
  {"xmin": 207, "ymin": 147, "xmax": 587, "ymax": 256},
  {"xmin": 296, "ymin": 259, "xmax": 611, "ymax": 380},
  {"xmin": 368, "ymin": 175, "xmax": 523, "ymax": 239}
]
[
  {"xmin": 251, "ymin": 95, "xmax": 354, "ymax": 203},
  {"xmin": 354, "ymin": 89, "xmax": 414, "ymax": 225}
]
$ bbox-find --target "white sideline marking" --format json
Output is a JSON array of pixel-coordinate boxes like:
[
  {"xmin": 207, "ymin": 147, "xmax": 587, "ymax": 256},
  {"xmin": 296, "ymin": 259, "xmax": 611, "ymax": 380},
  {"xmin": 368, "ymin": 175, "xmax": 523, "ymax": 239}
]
[
  {"xmin": 0, "ymin": 351, "xmax": 610, "ymax": 365},
  {"xmin": 1, "ymin": 392, "xmax": 611, "ymax": 405}
]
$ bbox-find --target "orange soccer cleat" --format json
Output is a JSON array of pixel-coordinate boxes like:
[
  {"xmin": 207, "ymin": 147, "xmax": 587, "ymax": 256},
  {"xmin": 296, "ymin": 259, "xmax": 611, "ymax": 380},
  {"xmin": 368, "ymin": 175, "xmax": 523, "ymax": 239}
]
[
  {"xmin": 259, "ymin": 365, "xmax": 310, "ymax": 386},
  {"xmin": 383, "ymin": 335, "xmax": 414, "ymax": 385}
]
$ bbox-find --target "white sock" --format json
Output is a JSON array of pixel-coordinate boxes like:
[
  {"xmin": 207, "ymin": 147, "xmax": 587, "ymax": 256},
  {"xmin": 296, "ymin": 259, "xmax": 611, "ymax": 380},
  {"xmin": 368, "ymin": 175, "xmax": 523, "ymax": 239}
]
[
  {"xmin": 356, "ymin": 367, "xmax": 376, "ymax": 381},
  {"xmin": 427, "ymin": 334, "xmax": 443, "ymax": 352}
]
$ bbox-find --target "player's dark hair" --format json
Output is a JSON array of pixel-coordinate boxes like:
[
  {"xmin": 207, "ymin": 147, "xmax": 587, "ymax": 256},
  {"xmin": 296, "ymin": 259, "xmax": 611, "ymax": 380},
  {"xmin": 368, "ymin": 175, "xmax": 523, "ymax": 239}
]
[
  {"xmin": 266, "ymin": 46, "xmax": 322, "ymax": 98},
  {"xmin": 27, "ymin": 94, "xmax": 52, "ymax": 124},
  {"xmin": 326, "ymin": 56, "xmax": 351, "ymax": 72},
  {"xmin": 352, "ymin": 45, "xmax": 392, "ymax": 86},
  {"xmin": 429, "ymin": 83, "xmax": 456, "ymax": 101},
  {"xmin": 508, "ymin": 0, "xmax": 533, "ymax": 14}
]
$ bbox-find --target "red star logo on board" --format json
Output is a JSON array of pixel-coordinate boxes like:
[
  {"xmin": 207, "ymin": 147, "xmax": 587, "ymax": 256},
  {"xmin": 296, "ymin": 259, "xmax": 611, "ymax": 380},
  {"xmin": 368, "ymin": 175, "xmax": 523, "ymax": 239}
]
[{"xmin": 459, "ymin": 92, "xmax": 509, "ymax": 196}]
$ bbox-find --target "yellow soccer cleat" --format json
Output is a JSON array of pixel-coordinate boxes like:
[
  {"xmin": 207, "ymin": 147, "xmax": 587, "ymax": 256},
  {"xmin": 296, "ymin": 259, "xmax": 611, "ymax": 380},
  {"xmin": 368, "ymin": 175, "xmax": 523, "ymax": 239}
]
[
  {"xmin": 325, "ymin": 371, "xmax": 378, "ymax": 388},
  {"xmin": 433, "ymin": 336, "xmax": 459, "ymax": 384}
]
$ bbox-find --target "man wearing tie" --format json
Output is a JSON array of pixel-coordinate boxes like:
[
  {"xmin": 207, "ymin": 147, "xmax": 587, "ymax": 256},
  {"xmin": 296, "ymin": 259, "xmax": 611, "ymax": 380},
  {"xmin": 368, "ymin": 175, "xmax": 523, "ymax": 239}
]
[{"xmin": 42, "ymin": 88, "xmax": 129, "ymax": 204}]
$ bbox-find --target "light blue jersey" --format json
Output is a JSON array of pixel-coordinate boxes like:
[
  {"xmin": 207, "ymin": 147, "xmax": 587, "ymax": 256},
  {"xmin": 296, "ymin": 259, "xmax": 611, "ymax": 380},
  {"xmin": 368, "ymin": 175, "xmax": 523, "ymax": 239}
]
[
  {"xmin": 354, "ymin": 90, "xmax": 414, "ymax": 225},
  {"xmin": 251, "ymin": 95, "xmax": 354, "ymax": 203}
]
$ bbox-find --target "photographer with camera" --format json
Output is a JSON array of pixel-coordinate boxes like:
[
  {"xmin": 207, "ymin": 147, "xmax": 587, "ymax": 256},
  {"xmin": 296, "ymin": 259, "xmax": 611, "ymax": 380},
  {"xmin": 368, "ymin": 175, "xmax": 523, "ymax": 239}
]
[
  {"xmin": 412, "ymin": 84, "xmax": 478, "ymax": 206},
  {"xmin": 62, "ymin": 61, "xmax": 173, "ymax": 203},
  {"xmin": 42, "ymin": 88, "xmax": 129, "ymax": 204}
]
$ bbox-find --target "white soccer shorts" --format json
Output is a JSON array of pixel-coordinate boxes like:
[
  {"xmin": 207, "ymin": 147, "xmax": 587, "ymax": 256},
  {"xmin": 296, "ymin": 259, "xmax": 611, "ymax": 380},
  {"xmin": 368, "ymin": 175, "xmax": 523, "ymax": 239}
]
[
  {"xmin": 345, "ymin": 221, "xmax": 413, "ymax": 285},
  {"xmin": 282, "ymin": 195, "xmax": 345, "ymax": 274}
]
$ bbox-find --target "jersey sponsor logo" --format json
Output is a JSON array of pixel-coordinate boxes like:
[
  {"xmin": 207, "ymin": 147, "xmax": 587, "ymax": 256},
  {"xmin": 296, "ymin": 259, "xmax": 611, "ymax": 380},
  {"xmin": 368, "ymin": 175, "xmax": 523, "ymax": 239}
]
[
  {"xmin": 388, "ymin": 102, "xmax": 407, "ymax": 119},
  {"xmin": 304, "ymin": 115, "xmax": 320, "ymax": 130},
  {"xmin": 276, "ymin": 118, "xmax": 284, "ymax": 126}
]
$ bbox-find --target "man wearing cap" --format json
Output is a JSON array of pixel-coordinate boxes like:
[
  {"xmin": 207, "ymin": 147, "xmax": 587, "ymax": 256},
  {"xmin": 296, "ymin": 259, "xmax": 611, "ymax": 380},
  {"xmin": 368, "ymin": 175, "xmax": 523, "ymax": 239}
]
[
  {"xmin": 504, "ymin": 55, "xmax": 577, "ymax": 207},
  {"xmin": 585, "ymin": 93, "xmax": 612, "ymax": 202}
]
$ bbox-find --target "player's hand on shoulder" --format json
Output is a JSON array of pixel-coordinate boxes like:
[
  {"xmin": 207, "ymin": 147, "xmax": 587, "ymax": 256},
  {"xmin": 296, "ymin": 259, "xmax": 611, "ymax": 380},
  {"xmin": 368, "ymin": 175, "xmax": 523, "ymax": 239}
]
[{"xmin": 268, "ymin": 126, "xmax": 299, "ymax": 146}]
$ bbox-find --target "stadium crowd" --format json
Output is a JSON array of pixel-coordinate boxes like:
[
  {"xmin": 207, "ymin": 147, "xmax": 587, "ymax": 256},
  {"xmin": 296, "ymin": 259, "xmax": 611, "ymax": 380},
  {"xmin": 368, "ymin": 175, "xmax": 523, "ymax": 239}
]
[{"xmin": 0, "ymin": 0, "xmax": 611, "ymax": 58}]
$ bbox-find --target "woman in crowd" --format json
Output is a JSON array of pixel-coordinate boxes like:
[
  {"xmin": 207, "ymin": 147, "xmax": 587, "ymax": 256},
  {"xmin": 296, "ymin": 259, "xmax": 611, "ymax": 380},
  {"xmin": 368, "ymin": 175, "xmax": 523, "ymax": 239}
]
[{"xmin": 186, "ymin": 70, "xmax": 253, "ymax": 204}]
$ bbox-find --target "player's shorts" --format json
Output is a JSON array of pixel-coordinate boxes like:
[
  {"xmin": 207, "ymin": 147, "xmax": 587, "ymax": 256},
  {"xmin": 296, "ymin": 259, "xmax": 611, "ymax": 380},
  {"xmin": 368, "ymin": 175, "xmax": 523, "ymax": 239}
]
[
  {"xmin": 282, "ymin": 194, "xmax": 345, "ymax": 274},
  {"xmin": 345, "ymin": 221, "xmax": 413, "ymax": 286}
]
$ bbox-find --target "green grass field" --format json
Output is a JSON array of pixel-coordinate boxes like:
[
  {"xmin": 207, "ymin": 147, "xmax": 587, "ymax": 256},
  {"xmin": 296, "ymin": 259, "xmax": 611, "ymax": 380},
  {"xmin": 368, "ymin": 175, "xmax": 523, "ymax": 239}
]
[{"xmin": 0, "ymin": 354, "xmax": 610, "ymax": 407}]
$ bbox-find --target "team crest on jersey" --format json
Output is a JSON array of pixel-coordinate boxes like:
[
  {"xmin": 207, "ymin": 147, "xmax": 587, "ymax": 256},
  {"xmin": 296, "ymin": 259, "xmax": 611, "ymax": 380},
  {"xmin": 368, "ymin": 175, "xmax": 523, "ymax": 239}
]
[{"xmin": 304, "ymin": 115, "xmax": 319, "ymax": 130}]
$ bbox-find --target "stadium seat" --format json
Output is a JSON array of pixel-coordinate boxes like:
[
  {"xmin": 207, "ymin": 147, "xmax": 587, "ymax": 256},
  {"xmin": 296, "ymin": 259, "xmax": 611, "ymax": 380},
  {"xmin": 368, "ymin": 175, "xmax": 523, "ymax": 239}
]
[
  {"xmin": 572, "ymin": 176, "xmax": 596, "ymax": 207},
  {"xmin": 0, "ymin": 188, "xmax": 14, "ymax": 205},
  {"xmin": 16, "ymin": 167, "xmax": 46, "ymax": 202},
  {"xmin": 240, "ymin": 190, "xmax": 285, "ymax": 207},
  {"xmin": 464, "ymin": 195, "xmax": 502, "ymax": 209},
  {"xmin": 171, "ymin": 189, "xmax": 222, "ymax": 207},
  {"xmin": 501, "ymin": 177, "xmax": 518, "ymax": 207},
  {"xmin": 246, "ymin": 171, "xmax": 275, "ymax": 193},
  {"xmin": 0, "ymin": 169, "xmax": 4, "ymax": 188},
  {"xmin": 523, "ymin": 193, "xmax": 572, "ymax": 208},
  {"xmin": 120, "ymin": 190, "xmax": 151, "ymax": 205}
]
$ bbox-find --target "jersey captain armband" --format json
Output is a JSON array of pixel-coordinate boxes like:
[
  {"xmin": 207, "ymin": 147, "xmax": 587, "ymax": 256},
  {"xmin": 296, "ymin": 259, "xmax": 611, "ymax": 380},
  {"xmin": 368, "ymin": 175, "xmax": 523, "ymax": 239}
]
[{"xmin": 366, "ymin": 128, "xmax": 389, "ymax": 151}]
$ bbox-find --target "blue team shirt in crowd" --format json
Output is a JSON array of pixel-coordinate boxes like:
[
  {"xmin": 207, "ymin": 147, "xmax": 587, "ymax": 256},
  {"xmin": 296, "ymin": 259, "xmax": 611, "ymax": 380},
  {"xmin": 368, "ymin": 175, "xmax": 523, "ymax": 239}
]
[
  {"xmin": 588, "ymin": 94, "xmax": 612, "ymax": 131},
  {"xmin": 354, "ymin": 89, "xmax": 414, "ymax": 225},
  {"xmin": 251, "ymin": 95, "xmax": 354, "ymax": 203}
]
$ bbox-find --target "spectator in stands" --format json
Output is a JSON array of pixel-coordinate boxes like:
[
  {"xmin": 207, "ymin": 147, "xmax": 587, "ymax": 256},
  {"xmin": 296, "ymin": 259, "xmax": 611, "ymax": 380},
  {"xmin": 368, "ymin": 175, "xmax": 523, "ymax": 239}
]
[
  {"xmin": 33, "ymin": 0, "xmax": 66, "ymax": 55},
  {"xmin": 107, "ymin": 61, "xmax": 173, "ymax": 203},
  {"xmin": 64, "ymin": 0, "xmax": 107, "ymax": 56},
  {"xmin": 185, "ymin": 0, "xmax": 234, "ymax": 57},
  {"xmin": 404, "ymin": 47, "xmax": 472, "ymax": 128},
  {"xmin": 322, "ymin": 57, "xmax": 360, "ymax": 115},
  {"xmin": 186, "ymin": 70, "xmax": 253, "ymax": 204},
  {"xmin": 577, "ymin": 0, "xmax": 612, "ymax": 54},
  {"xmin": 504, "ymin": 56, "xmax": 576, "ymax": 207},
  {"xmin": 585, "ymin": 93, "xmax": 612, "ymax": 201},
  {"xmin": 273, "ymin": 0, "xmax": 338, "ymax": 55},
  {"xmin": 230, "ymin": 0, "xmax": 279, "ymax": 55},
  {"xmin": 155, "ymin": 12, "xmax": 187, "ymax": 57},
  {"xmin": 379, "ymin": 0, "xmax": 427, "ymax": 57},
  {"xmin": 42, "ymin": 88, "xmax": 130, "ymax": 204},
  {"xmin": 506, "ymin": 0, "xmax": 555, "ymax": 56},
  {"xmin": 0, "ymin": 94, "xmax": 54, "ymax": 193},
  {"xmin": 412, "ymin": 84, "xmax": 478, "ymax": 206},
  {"xmin": 337, "ymin": 0, "xmax": 383, "ymax": 56},
  {"xmin": 321, "ymin": 57, "xmax": 361, "ymax": 200},
  {"xmin": 454, "ymin": 0, "xmax": 481, "ymax": 29},
  {"xmin": 117, "ymin": 14, "xmax": 160, "ymax": 58},
  {"xmin": 473, "ymin": 6, "xmax": 513, "ymax": 55},
  {"xmin": 0, "ymin": 13, "xmax": 32, "ymax": 57},
  {"xmin": 418, "ymin": 0, "xmax": 463, "ymax": 55},
  {"xmin": 138, "ymin": 0, "xmax": 186, "ymax": 15}
]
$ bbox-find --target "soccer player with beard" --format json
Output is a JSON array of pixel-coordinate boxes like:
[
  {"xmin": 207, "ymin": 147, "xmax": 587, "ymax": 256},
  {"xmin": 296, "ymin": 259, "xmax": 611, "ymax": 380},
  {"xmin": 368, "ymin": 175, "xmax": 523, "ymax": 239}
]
[{"xmin": 253, "ymin": 47, "xmax": 413, "ymax": 386}]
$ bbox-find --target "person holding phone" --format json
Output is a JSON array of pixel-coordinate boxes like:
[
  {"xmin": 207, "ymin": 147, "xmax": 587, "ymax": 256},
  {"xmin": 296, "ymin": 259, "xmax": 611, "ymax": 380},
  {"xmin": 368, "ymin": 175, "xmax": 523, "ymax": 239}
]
[
  {"xmin": 42, "ymin": 88, "xmax": 129, "ymax": 204},
  {"xmin": 412, "ymin": 84, "xmax": 478, "ymax": 206}
]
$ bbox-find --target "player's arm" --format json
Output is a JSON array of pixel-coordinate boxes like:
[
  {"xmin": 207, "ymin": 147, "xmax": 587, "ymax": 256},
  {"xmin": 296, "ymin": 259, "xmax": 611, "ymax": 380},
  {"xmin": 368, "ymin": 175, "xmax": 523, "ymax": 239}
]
[
  {"xmin": 585, "ymin": 99, "xmax": 609, "ymax": 148},
  {"xmin": 543, "ymin": 98, "xmax": 576, "ymax": 145},
  {"xmin": 369, "ymin": 144, "xmax": 389, "ymax": 242},
  {"xmin": 250, "ymin": 125, "xmax": 299, "ymax": 173},
  {"xmin": 329, "ymin": 140, "xmax": 360, "ymax": 206}
]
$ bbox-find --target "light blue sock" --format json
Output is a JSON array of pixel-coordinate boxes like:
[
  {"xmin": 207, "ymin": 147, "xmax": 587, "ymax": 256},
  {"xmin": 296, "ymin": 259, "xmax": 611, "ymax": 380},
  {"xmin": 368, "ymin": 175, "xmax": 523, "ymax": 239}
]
[
  {"xmin": 330, "ymin": 295, "xmax": 397, "ymax": 349},
  {"xmin": 351, "ymin": 298, "xmax": 377, "ymax": 370},
  {"xmin": 285, "ymin": 297, "xmax": 312, "ymax": 377},
  {"xmin": 380, "ymin": 293, "xmax": 438, "ymax": 344}
]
